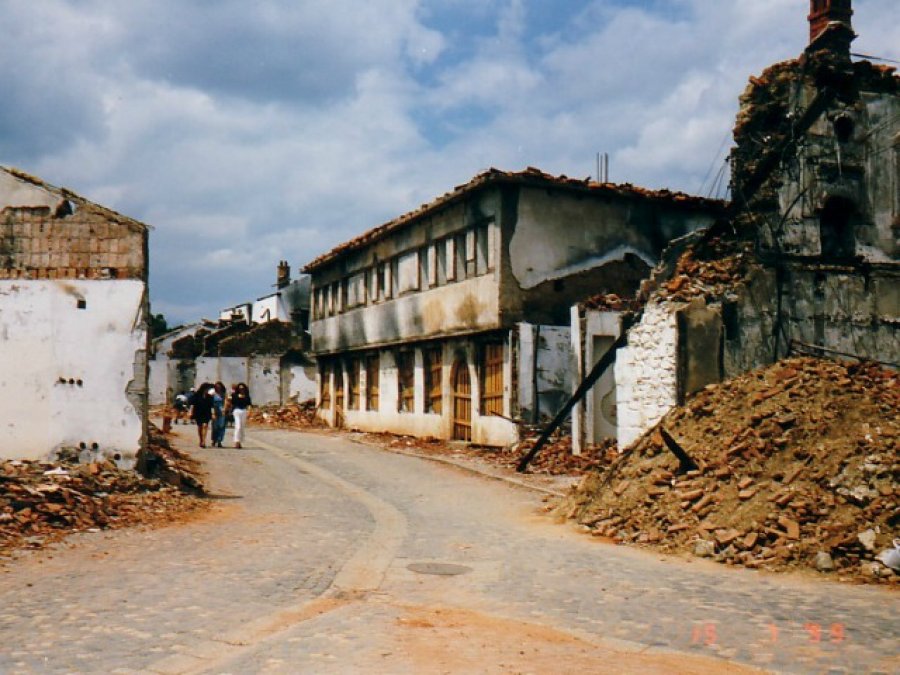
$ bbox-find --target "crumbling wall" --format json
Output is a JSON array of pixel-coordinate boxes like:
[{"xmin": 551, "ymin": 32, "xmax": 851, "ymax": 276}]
[
  {"xmin": 0, "ymin": 168, "xmax": 149, "ymax": 463},
  {"xmin": 614, "ymin": 302, "xmax": 679, "ymax": 448}
]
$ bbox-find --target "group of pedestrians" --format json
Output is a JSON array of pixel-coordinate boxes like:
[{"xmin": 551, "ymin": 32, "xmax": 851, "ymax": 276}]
[{"xmin": 188, "ymin": 382, "xmax": 252, "ymax": 449}]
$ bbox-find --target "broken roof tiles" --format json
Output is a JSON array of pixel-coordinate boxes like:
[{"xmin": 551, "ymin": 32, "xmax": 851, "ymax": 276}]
[{"xmin": 303, "ymin": 167, "xmax": 725, "ymax": 272}]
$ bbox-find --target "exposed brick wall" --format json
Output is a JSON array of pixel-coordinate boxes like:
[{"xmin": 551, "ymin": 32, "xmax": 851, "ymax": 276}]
[{"xmin": 0, "ymin": 204, "xmax": 146, "ymax": 280}]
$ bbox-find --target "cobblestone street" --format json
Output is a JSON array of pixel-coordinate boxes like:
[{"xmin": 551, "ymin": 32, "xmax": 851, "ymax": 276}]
[{"xmin": 0, "ymin": 426, "xmax": 896, "ymax": 674}]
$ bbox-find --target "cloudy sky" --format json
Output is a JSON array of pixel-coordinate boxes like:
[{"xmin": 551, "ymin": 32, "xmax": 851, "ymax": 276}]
[{"xmin": 1, "ymin": 0, "xmax": 896, "ymax": 325}]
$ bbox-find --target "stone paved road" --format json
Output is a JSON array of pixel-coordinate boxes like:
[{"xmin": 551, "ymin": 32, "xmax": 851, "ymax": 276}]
[{"xmin": 0, "ymin": 427, "xmax": 896, "ymax": 674}]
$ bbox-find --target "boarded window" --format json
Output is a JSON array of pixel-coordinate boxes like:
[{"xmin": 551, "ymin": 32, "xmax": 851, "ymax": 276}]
[
  {"xmin": 348, "ymin": 358, "xmax": 360, "ymax": 409},
  {"xmin": 347, "ymin": 272, "xmax": 366, "ymax": 308},
  {"xmin": 424, "ymin": 347, "xmax": 442, "ymax": 414},
  {"xmin": 397, "ymin": 351, "xmax": 415, "ymax": 413},
  {"xmin": 446, "ymin": 237, "xmax": 457, "ymax": 282},
  {"xmin": 454, "ymin": 233, "xmax": 467, "ymax": 279},
  {"xmin": 367, "ymin": 267, "xmax": 378, "ymax": 304},
  {"xmin": 480, "ymin": 342, "xmax": 504, "ymax": 417},
  {"xmin": 435, "ymin": 239, "xmax": 448, "ymax": 285},
  {"xmin": 397, "ymin": 251, "xmax": 419, "ymax": 294},
  {"xmin": 366, "ymin": 354, "xmax": 380, "ymax": 411},
  {"xmin": 320, "ymin": 362, "xmax": 332, "ymax": 408},
  {"xmin": 475, "ymin": 223, "xmax": 490, "ymax": 275}
]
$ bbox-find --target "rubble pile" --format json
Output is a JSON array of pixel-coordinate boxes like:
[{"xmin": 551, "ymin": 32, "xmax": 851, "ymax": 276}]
[
  {"xmin": 361, "ymin": 430, "xmax": 617, "ymax": 477},
  {"xmin": 219, "ymin": 320, "xmax": 300, "ymax": 356},
  {"xmin": 249, "ymin": 399, "xmax": 325, "ymax": 429},
  {"xmin": 137, "ymin": 425, "xmax": 206, "ymax": 494},
  {"xmin": 561, "ymin": 357, "xmax": 898, "ymax": 584},
  {"xmin": 655, "ymin": 237, "xmax": 756, "ymax": 303},
  {"xmin": 1, "ymin": 455, "xmax": 204, "ymax": 558},
  {"xmin": 581, "ymin": 293, "xmax": 642, "ymax": 313}
]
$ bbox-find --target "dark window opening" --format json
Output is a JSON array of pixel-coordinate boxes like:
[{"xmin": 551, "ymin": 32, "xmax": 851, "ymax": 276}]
[
  {"xmin": 366, "ymin": 355, "xmax": 380, "ymax": 411},
  {"xmin": 77, "ymin": 299, "xmax": 87, "ymax": 309},
  {"xmin": 819, "ymin": 197, "xmax": 855, "ymax": 259},
  {"xmin": 833, "ymin": 115, "xmax": 854, "ymax": 143},
  {"xmin": 424, "ymin": 347, "xmax": 442, "ymax": 414}
]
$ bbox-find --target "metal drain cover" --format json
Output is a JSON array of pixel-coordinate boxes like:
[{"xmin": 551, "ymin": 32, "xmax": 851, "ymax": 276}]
[{"xmin": 407, "ymin": 562, "xmax": 473, "ymax": 576}]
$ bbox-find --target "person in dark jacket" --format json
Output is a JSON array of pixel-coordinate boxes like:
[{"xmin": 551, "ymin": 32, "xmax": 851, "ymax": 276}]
[
  {"xmin": 190, "ymin": 382, "xmax": 215, "ymax": 448},
  {"xmin": 230, "ymin": 382, "xmax": 252, "ymax": 449}
]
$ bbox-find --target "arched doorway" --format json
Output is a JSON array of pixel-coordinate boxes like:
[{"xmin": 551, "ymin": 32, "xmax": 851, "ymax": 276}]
[{"xmin": 451, "ymin": 358, "xmax": 472, "ymax": 441}]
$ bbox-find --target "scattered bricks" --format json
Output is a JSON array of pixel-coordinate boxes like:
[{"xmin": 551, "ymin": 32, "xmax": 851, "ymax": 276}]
[
  {"xmin": 613, "ymin": 481, "xmax": 630, "ymax": 496},
  {"xmin": 782, "ymin": 465, "xmax": 804, "ymax": 485},
  {"xmin": 713, "ymin": 466, "xmax": 731, "ymax": 479},
  {"xmin": 742, "ymin": 532, "xmax": 760, "ymax": 550},
  {"xmin": 715, "ymin": 529, "xmax": 742, "ymax": 546},
  {"xmin": 773, "ymin": 491, "xmax": 793, "ymax": 507},
  {"xmin": 678, "ymin": 488, "xmax": 704, "ymax": 502},
  {"xmin": 737, "ymin": 477, "xmax": 754, "ymax": 490},
  {"xmin": 667, "ymin": 523, "xmax": 691, "ymax": 534},
  {"xmin": 738, "ymin": 488, "xmax": 757, "ymax": 500},
  {"xmin": 778, "ymin": 516, "xmax": 800, "ymax": 540},
  {"xmin": 691, "ymin": 494, "xmax": 715, "ymax": 513}
]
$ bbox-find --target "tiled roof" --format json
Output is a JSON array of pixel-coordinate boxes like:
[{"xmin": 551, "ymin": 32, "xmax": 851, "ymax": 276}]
[{"xmin": 303, "ymin": 167, "xmax": 726, "ymax": 272}]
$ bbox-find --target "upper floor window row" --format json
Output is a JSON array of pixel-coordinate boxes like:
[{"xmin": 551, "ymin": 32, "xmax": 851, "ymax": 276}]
[{"xmin": 311, "ymin": 221, "xmax": 494, "ymax": 320}]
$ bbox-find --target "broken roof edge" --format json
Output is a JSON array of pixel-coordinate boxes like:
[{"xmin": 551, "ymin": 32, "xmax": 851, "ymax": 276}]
[
  {"xmin": 0, "ymin": 165, "xmax": 153, "ymax": 233},
  {"xmin": 302, "ymin": 167, "xmax": 727, "ymax": 273}
]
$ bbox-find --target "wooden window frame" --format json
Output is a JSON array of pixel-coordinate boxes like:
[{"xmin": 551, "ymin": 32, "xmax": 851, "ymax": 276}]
[
  {"xmin": 397, "ymin": 351, "xmax": 415, "ymax": 413},
  {"xmin": 424, "ymin": 346, "xmax": 442, "ymax": 414},
  {"xmin": 347, "ymin": 357, "xmax": 360, "ymax": 410},
  {"xmin": 320, "ymin": 362, "xmax": 332, "ymax": 408},
  {"xmin": 480, "ymin": 342, "xmax": 504, "ymax": 418},
  {"xmin": 366, "ymin": 354, "xmax": 380, "ymax": 411}
]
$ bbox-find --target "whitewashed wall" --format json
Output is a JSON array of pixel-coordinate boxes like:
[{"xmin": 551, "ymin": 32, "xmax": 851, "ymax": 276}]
[
  {"xmin": 0, "ymin": 280, "xmax": 146, "ymax": 462},
  {"xmin": 288, "ymin": 364, "xmax": 317, "ymax": 402},
  {"xmin": 614, "ymin": 301, "xmax": 680, "ymax": 448}
]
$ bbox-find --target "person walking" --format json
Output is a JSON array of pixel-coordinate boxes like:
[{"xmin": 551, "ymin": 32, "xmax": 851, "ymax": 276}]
[
  {"xmin": 210, "ymin": 382, "xmax": 227, "ymax": 448},
  {"xmin": 190, "ymin": 383, "xmax": 215, "ymax": 448},
  {"xmin": 231, "ymin": 382, "xmax": 252, "ymax": 449}
]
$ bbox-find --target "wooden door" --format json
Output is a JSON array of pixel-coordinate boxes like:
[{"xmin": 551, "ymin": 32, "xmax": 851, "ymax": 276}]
[{"xmin": 452, "ymin": 359, "xmax": 472, "ymax": 441}]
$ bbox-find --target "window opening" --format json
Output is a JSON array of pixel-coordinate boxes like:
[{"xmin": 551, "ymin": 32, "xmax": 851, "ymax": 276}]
[{"xmin": 320, "ymin": 363, "xmax": 332, "ymax": 408}]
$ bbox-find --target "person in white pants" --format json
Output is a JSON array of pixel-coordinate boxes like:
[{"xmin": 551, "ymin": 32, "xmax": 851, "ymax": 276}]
[{"xmin": 230, "ymin": 382, "xmax": 252, "ymax": 448}]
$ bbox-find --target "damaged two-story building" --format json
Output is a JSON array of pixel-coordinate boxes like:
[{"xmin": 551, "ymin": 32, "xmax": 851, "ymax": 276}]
[
  {"xmin": 0, "ymin": 167, "xmax": 150, "ymax": 465},
  {"xmin": 305, "ymin": 168, "xmax": 722, "ymax": 445},
  {"xmin": 600, "ymin": 0, "xmax": 899, "ymax": 449}
]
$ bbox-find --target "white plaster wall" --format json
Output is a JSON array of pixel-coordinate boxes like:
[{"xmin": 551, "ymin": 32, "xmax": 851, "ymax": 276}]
[
  {"xmin": 288, "ymin": 364, "xmax": 317, "ymax": 402},
  {"xmin": 248, "ymin": 356, "xmax": 282, "ymax": 405},
  {"xmin": 0, "ymin": 280, "xmax": 146, "ymax": 460},
  {"xmin": 614, "ymin": 302, "xmax": 679, "ymax": 449},
  {"xmin": 194, "ymin": 357, "xmax": 220, "ymax": 387},
  {"xmin": 253, "ymin": 295, "xmax": 280, "ymax": 323}
]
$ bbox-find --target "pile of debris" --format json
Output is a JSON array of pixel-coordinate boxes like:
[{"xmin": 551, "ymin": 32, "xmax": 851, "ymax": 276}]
[
  {"xmin": 581, "ymin": 293, "xmax": 643, "ymax": 313},
  {"xmin": 249, "ymin": 399, "xmax": 325, "ymax": 429},
  {"xmin": 1, "ymin": 428, "xmax": 206, "ymax": 558},
  {"xmin": 654, "ymin": 236, "xmax": 756, "ymax": 304},
  {"xmin": 560, "ymin": 357, "xmax": 898, "ymax": 584},
  {"xmin": 360, "ymin": 430, "xmax": 617, "ymax": 477}
]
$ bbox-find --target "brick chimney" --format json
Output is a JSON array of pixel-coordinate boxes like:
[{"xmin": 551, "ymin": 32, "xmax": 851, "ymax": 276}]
[
  {"xmin": 808, "ymin": 0, "xmax": 853, "ymax": 45},
  {"xmin": 276, "ymin": 260, "xmax": 290, "ymax": 289}
]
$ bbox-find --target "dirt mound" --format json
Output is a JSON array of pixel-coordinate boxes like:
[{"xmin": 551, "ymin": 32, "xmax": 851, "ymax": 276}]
[{"xmin": 560, "ymin": 357, "xmax": 898, "ymax": 584}]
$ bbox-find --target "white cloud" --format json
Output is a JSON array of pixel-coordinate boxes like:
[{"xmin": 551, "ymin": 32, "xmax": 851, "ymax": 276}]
[{"xmin": 0, "ymin": 0, "xmax": 895, "ymax": 324}]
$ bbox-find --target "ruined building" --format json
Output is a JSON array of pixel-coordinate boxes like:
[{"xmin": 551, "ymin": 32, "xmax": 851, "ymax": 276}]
[
  {"xmin": 149, "ymin": 261, "xmax": 316, "ymax": 406},
  {"xmin": 605, "ymin": 0, "xmax": 899, "ymax": 448},
  {"xmin": 305, "ymin": 168, "xmax": 722, "ymax": 445},
  {"xmin": 0, "ymin": 167, "xmax": 150, "ymax": 465}
]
